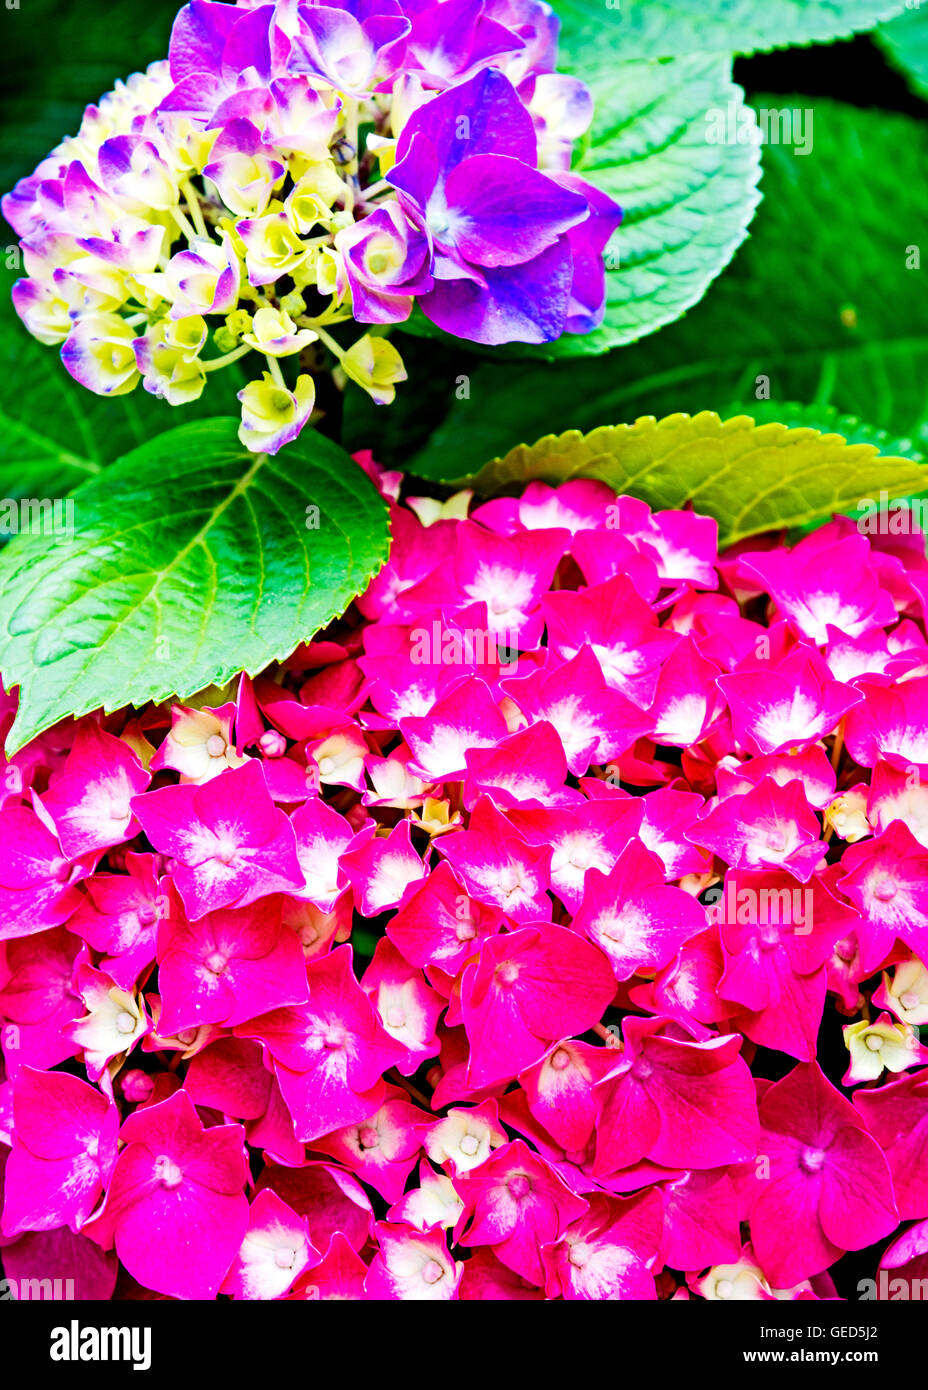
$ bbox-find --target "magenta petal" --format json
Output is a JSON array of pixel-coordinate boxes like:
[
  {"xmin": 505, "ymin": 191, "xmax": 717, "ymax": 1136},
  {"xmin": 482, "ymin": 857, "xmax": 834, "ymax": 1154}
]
[{"xmin": 818, "ymin": 1125, "xmax": 898, "ymax": 1252}]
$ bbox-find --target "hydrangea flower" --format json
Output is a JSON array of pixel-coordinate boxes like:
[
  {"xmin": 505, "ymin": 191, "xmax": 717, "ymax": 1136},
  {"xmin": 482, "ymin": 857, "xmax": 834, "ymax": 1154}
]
[
  {"xmin": 5, "ymin": 467, "xmax": 928, "ymax": 1299},
  {"xmin": 3, "ymin": 0, "xmax": 620, "ymax": 452}
]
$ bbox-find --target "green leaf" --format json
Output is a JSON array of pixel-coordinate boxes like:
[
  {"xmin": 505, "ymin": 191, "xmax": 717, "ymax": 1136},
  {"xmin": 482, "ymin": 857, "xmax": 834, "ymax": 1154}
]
[
  {"xmin": 553, "ymin": 0, "xmax": 908, "ymax": 61},
  {"xmin": 399, "ymin": 51, "xmax": 762, "ymax": 359},
  {"xmin": 535, "ymin": 53, "xmax": 764, "ymax": 356},
  {"xmin": 720, "ymin": 400, "xmax": 925, "ymax": 459},
  {"xmin": 0, "ymin": 419, "xmax": 390, "ymax": 752},
  {"xmin": 876, "ymin": 4, "xmax": 928, "ymax": 100},
  {"xmin": 405, "ymin": 100, "xmax": 928, "ymax": 476},
  {"xmin": 413, "ymin": 410, "xmax": 928, "ymax": 549},
  {"xmin": 719, "ymin": 402, "xmax": 928, "ymax": 537}
]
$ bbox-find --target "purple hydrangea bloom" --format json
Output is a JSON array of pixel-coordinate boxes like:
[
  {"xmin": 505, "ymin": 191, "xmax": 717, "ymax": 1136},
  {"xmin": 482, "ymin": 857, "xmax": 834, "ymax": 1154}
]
[{"xmin": 3, "ymin": 0, "xmax": 621, "ymax": 445}]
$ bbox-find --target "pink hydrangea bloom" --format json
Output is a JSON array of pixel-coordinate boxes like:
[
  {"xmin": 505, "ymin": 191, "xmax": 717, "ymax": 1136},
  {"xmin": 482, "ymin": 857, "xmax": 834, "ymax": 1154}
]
[{"xmin": 2, "ymin": 475, "xmax": 926, "ymax": 1301}]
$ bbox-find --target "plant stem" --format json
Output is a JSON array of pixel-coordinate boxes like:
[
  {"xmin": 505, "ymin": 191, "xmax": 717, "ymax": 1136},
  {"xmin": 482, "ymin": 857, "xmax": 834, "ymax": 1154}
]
[
  {"xmin": 313, "ymin": 325, "xmax": 345, "ymax": 361},
  {"xmin": 201, "ymin": 343, "xmax": 252, "ymax": 372},
  {"xmin": 360, "ymin": 177, "xmax": 392, "ymax": 200},
  {"xmin": 181, "ymin": 180, "xmax": 209, "ymax": 239},
  {"xmin": 831, "ymin": 716, "xmax": 846, "ymax": 772},
  {"xmin": 266, "ymin": 354, "xmax": 287, "ymax": 388},
  {"xmin": 170, "ymin": 201, "xmax": 199, "ymax": 244},
  {"xmin": 387, "ymin": 1069, "xmax": 432, "ymax": 1108}
]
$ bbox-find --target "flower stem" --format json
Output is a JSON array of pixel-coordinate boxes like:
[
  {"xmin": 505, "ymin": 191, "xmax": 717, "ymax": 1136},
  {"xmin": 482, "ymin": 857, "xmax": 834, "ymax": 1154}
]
[
  {"xmin": 201, "ymin": 343, "xmax": 252, "ymax": 372},
  {"xmin": 344, "ymin": 97, "xmax": 360, "ymax": 182},
  {"xmin": 830, "ymin": 716, "xmax": 846, "ymax": 772},
  {"xmin": 181, "ymin": 180, "xmax": 209, "ymax": 240},
  {"xmin": 313, "ymin": 325, "xmax": 346, "ymax": 362},
  {"xmin": 360, "ymin": 178, "xmax": 392, "ymax": 200},
  {"xmin": 170, "ymin": 201, "xmax": 199, "ymax": 244},
  {"xmin": 265, "ymin": 354, "xmax": 287, "ymax": 388}
]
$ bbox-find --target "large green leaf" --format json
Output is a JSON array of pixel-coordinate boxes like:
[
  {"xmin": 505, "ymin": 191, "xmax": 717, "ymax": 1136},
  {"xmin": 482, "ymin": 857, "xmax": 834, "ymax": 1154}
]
[
  {"xmin": 554, "ymin": 0, "xmax": 908, "ymax": 61},
  {"xmin": 876, "ymin": 4, "xmax": 928, "ymax": 99},
  {"xmin": 0, "ymin": 419, "xmax": 390, "ymax": 752},
  {"xmin": 404, "ymin": 100, "xmax": 928, "ymax": 477},
  {"xmin": 399, "ymin": 49, "xmax": 762, "ymax": 359},
  {"xmin": 426, "ymin": 410, "xmax": 928, "ymax": 547}
]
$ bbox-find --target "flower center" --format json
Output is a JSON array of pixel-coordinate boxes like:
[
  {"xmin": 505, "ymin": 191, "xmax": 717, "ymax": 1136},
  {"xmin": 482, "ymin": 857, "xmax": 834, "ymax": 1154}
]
[
  {"xmin": 259, "ymin": 729, "xmax": 287, "ymax": 757},
  {"xmin": 153, "ymin": 1155, "xmax": 183, "ymax": 1188},
  {"xmin": 359, "ymin": 1124, "xmax": 380, "ymax": 1150},
  {"xmin": 568, "ymin": 1240, "xmax": 592, "ymax": 1268}
]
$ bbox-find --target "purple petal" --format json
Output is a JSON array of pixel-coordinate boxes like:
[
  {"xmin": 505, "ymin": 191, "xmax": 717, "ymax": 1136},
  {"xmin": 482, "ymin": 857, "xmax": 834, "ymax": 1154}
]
[
  {"xmin": 443, "ymin": 154, "xmax": 587, "ymax": 267},
  {"xmin": 419, "ymin": 237, "xmax": 572, "ymax": 344}
]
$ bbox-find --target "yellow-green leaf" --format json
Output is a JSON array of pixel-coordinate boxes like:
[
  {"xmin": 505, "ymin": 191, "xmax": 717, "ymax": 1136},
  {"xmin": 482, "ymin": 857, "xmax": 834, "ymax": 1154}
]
[{"xmin": 456, "ymin": 411, "xmax": 928, "ymax": 547}]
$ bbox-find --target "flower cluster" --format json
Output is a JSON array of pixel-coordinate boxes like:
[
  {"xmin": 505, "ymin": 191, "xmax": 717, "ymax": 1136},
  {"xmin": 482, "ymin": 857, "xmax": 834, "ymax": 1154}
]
[
  {"xmin": 3, "ymin": 0, "xmax": 620, "ymax": 453},
  {"xmin": 4, "ymin": 461, "xmax": 928, "ymax": 1300}
]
